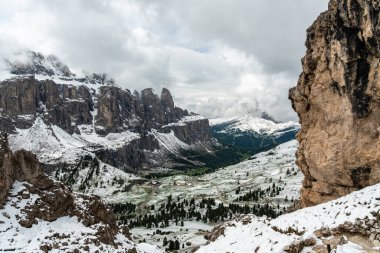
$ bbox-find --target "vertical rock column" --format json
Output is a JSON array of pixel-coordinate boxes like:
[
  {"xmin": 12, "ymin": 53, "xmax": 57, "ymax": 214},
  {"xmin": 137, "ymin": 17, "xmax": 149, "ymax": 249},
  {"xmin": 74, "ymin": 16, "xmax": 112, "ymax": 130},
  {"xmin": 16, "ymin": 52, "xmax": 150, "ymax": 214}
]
[{"xmin": 289, "ymin": 0, "xmax": 380, "ymax": 207}]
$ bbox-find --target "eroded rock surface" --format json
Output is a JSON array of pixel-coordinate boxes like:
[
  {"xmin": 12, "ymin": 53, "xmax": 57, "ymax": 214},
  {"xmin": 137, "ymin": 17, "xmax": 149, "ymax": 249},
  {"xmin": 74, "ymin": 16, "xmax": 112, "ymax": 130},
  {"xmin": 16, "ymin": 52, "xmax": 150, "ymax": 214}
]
[{"xmin": 289, "ymin": 0, "xmax": 380, "ymax": 206}]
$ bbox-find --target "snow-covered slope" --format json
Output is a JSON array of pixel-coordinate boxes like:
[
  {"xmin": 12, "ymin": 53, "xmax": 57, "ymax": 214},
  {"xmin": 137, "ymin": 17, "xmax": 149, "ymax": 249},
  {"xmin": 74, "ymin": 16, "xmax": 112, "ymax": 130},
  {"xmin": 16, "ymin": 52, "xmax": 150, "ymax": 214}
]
[
  {"xmin": 197, "ymin": 183, "xmax": 380, "ymax": 253},
  {"xmin": 0, "ymin": 122, "xmax": 161, "ymax": 253},
  {"xmin": 210, "ymin": 115, "xmax": 299, "ymax": 135},
  {"xmin": 0, "ymin": 181, "xmax": 163, "ymax": 253},
  {"xmin": 210, "ymin": 115, "xmax": 300, "ymax": 153},
  {"xmin": 8, "ymin": 117, "xmax": 140, "ymax": 164}
]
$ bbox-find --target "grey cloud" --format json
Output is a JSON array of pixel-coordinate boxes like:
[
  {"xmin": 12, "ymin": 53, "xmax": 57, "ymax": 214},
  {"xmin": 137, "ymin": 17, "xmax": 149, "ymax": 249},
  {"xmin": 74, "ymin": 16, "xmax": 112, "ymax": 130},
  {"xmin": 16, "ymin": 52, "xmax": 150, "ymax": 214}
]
[{"xmin": 136, "ymin": 0, "xmax": 328, "ymax": 75}]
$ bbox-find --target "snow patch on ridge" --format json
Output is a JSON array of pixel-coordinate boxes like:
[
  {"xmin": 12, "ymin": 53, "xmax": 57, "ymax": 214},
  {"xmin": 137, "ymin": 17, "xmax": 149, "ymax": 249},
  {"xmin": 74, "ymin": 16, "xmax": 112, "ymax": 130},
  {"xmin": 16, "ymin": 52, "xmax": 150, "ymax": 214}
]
[
  {"xmin": 75, "ymin": 124, "xmax": 140, "ymax": 150},
  {"xmin": 35, "ymin": 74, "xmax": 104, "ymax": 91},
  {"xmin": 164, "ymin": 115, "xmax": 207, "ymax": 127}
]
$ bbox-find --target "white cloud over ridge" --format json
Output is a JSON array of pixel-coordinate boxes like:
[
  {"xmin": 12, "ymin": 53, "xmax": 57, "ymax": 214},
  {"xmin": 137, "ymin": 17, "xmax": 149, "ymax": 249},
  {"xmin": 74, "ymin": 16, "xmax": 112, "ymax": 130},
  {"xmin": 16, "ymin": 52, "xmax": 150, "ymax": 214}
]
[{"xmin": 0, "ymin": 0, "xmax": 328, "ymax": 121}]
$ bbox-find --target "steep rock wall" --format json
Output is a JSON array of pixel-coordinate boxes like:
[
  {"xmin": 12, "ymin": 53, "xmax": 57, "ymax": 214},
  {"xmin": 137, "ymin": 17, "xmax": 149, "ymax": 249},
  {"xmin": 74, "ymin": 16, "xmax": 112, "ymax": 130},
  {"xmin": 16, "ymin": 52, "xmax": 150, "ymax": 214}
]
[{"xmin": 290, "ymin": 0, "xmax": 380, "ymax": 207}]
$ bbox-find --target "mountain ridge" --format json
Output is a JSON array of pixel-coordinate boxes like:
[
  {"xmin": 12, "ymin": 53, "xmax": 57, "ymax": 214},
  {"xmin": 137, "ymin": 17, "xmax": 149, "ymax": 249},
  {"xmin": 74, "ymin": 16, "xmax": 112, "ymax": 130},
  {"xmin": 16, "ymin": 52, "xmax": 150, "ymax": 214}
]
[{"xmin": 210, "ymin": 114, "xmax": 299, "ymax": 154}]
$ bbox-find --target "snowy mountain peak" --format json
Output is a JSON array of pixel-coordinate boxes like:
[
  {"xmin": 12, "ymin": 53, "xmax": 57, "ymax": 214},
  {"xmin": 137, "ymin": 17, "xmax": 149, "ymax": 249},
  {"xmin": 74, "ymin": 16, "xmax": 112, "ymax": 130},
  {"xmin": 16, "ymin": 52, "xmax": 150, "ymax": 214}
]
[
  {"xmin": 210, "ymin": 114, "xmax": 299, "ymax": 135},
  {"xmin": 5, "ymin": 50, "xmax": 74, "ymax": 77},
  {"xmin": 1, "ymin": 51, "xmax": 115, "ymax": 87}
]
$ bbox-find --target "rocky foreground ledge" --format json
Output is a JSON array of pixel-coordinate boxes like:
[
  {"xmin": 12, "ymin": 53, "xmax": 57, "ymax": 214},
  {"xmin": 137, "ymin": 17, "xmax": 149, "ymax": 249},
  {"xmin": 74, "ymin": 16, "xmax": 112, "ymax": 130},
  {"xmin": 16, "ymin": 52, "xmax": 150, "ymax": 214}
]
[{"xmin": 198, "ymin": 182, "xmax": 380, "ymax": 253}]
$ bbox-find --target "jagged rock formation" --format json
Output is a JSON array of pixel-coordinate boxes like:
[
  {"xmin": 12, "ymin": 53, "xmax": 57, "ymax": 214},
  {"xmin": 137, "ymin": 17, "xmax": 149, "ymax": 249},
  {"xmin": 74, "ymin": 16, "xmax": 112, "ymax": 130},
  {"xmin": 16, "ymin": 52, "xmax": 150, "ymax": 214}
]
[
  {"xmin": 290, "ymin": 0, "xmax": 380, "ymax": 207},
  {"xmin": 0, "ymin": 51, "xmax": 212, "ymax": 175},
  {"xmin": 0, "ymin": 131, "xmax": 160, "ymax": 252}
]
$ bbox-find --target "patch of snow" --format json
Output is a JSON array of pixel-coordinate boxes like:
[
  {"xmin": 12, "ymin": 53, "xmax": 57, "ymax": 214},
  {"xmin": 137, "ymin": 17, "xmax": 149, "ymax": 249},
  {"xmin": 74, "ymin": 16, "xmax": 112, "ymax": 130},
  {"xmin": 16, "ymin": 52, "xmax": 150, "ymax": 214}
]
[
  {"xmin": 164, "ymin": 115, "xmax": 207, "ymax": 128},
  {"xmin": 72, "ymin": 160, "xmax": 141, "ymax": 203},
  {"xmin": 151, "ymin": 129, "xmax": 189, "ymax": 153},
  {"xmin": 336, "ymin": 242, "xmax": 366, "ymax": 253},
  {"xmin": 270, "ymin": 182, "xmax": 380, "ymax": 236},
  {"xmin": 8, "ymin": 117, "xmax": 64, "ymax": 160},
  {"xmin": 136, "ymin": 243, "xmax": 163, "ymax": 253},
  {"xmin": 35, "ymin": 74, "xmax": 104, "ymax": 91},
  {"xmin": 75, "ymin": 124, "xmax": 140, "ymax": 150},
  {"xmin": 16, "ymin": 114, "xmax": 35, "ymax": 121}
]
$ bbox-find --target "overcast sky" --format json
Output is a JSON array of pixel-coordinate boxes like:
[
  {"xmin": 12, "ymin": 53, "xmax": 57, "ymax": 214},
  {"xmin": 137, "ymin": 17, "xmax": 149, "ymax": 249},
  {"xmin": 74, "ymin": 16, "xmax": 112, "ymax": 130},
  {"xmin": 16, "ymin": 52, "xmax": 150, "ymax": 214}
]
[{"xmin": 0, "ymin": 0, "xmax": 328, "ymax": 121}]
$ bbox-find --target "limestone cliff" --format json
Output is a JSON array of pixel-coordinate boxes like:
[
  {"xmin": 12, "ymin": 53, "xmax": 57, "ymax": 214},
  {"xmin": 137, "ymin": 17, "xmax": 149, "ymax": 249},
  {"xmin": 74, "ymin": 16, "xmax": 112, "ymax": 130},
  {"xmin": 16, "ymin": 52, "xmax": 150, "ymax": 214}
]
[
  {"xmin": 290, "ymin": 0, "xmax": 380, "ymax": 207},
  {"xmin": 0, "ymin": 52, "xmax": 212, "ymax": 173}
]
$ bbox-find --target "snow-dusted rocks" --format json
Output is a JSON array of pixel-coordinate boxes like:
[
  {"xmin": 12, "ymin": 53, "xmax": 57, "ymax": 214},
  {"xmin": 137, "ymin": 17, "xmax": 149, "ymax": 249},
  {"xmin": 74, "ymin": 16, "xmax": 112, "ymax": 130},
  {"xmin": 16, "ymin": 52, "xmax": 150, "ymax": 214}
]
[
  {"xmin": 198, "ymin": 183, "xmax": 380, "ymax": 253},
  {"xmin": 0, "ymin": 181, "xmax": 163, "ymax": 253},
  {"xmin": 0, "ymin": 131, "xmax": 161, "ymax": 252}
]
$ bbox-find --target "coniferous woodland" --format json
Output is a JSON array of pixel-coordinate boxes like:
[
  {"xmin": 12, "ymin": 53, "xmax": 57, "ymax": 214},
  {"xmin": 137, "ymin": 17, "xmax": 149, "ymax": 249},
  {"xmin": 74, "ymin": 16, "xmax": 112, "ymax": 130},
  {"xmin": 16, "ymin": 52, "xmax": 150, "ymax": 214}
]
[{"xmin": 111, "ymin": 183, "xmax": 286, "ymax": 230}]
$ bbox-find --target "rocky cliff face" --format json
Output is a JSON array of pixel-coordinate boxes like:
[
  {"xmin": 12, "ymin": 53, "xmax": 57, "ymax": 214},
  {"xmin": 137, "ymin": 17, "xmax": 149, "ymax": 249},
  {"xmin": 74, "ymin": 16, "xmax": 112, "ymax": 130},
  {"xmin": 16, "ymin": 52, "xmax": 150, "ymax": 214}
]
[
  {"xmin": 290, "ymin": 0, "xmax": 380, "ymax": 207},
  {"xmin": 0, "ymin": 51, "xmax": 212, "ymax": 175},
  {"xmin": 0, "ymin": 131, "xmax": 157, "ymax": 252},
  {"xmin": 0, "ymin": 132, "xmax": 41, "ymax": 205}
]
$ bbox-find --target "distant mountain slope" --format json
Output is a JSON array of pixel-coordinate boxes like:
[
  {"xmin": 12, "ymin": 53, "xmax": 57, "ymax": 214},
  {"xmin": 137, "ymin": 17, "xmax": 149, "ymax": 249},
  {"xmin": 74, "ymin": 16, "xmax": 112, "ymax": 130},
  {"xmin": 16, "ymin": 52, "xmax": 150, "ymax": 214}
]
[
  {"xmin": 210, "ymin": 115, "xmax": 300, "ymax": 154},
  {"xmin": 197, "ymin": 182, "xmax": 380, "ymax": 253}
]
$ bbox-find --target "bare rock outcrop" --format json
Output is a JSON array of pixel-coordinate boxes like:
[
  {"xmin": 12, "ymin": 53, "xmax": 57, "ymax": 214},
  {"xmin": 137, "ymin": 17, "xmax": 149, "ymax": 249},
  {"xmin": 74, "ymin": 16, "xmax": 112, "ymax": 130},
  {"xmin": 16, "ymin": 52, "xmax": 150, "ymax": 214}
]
[
  {"xmin": 289, "ymin": 0, "xmax": 380, "ymax": 206},
  {"xmin": 0, "ymin": 132, "xmax": 42, "ymax": 206}
]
